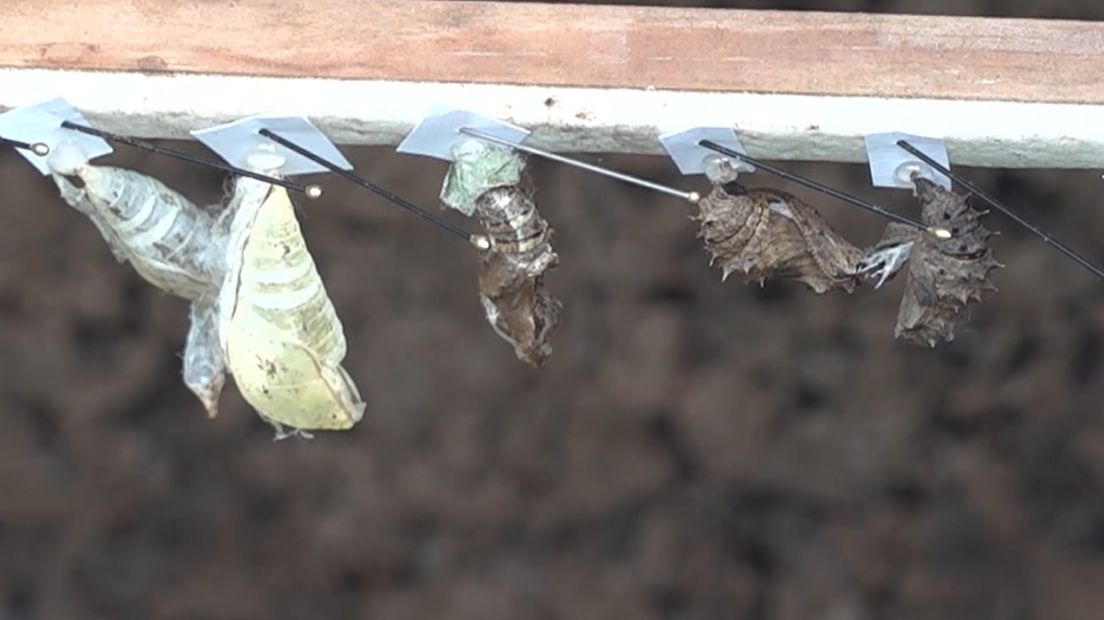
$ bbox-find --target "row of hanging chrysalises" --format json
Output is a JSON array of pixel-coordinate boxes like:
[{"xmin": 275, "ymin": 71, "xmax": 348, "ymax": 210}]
[{"xmin": 0, "ymin": 100, "xmax": 1100, "ymax": 439}]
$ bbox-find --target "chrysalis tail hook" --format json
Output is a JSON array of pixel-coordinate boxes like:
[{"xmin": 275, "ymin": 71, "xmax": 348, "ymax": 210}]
[
  {"xmin": 256, "ymin": 128, "xmax": 478, "ymax": 244},
  {"xmin": 460, "ymin": 126, "xmax": 700, "ymax": 204},
  {"xmin": 698, "ymin": 140, "xmax": 949, "ymax": 239},
  {"xmin": 60, "ymin": 122, "xmax": 321, "ymax": 198},
  {"xmin": 897, "ymin": 139, "xmax": 1104, "ymax": 282}
]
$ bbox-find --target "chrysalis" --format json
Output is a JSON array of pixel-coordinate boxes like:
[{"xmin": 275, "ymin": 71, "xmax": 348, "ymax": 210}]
[
  {"xmin": 858, "ymin": 177, "xmax": 1002, "ymax": 346},
  {"xmin": 442, "ymin": 141, "xmax": 562, "ymax": 366},
  {"xmin": 696, "ymin": 181, "xmax": 863, "ymax": 293},
  {"xmin": 217, "ymin": 175, "xmax": 365, "ymax": 435},
  {"xmin": 474, "ymin": 186, "xmax": 562, "ymax": 367},
  {"xmin": 48, "ymin": 144, "xmax": 220, "ymax": 301}
]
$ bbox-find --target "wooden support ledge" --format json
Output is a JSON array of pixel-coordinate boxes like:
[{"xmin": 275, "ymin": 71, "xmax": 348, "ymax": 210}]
[{"xmin": 1, "ymin": 1, "xmax": 1103, "ymax": 168}]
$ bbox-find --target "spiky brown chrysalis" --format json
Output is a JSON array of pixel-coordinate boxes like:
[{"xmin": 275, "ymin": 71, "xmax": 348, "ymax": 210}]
[
  {"xmin": 858, "ymin": 177, "xmax": 1003, "ymax": 346},
  {"xmin": 696, "ymin": 182, "xmax": 864, "ymax": 293},
  {"xmin": 474, "ymin": 185, "xmax": 563, "ymax": 367}
]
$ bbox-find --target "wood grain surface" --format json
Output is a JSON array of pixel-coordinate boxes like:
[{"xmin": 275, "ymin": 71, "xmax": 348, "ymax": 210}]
[{"xmin": 3, "ymin": 1, "xmax": 1103, "ymax": 104}]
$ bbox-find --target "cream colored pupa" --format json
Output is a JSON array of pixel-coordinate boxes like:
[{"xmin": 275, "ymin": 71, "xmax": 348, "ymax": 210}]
[{"xmin": 215, "ymin": 159, "xmax": 364, "ymax": 437}]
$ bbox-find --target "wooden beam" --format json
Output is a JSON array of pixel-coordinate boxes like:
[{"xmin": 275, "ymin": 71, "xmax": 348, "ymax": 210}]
[
  {"xmin": 1, "ymin": 2, "xmax": 1102, "ymax": 168},
  {"xmin": 3, "ymin": 1, "xmax": 1103, "ymax": 104}
]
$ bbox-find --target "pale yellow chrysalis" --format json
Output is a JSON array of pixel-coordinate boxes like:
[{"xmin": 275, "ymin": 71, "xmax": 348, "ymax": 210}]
[
  {"xmin": 217, "ymin": 175, "xmax": 364, "ymax": 434},
  {"xmin": 49, "ymin": 143, "xmax": 220, "ymax": 301}
]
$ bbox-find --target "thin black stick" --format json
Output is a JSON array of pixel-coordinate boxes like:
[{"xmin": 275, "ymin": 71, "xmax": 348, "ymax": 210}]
[
  {"xmin": 61, "ymin": 122, "xmax": 317, "ymax": 196},
  {"xmin": 0, "ymin": 135, "xmax": 48, "ymax": 155},
  {"xmin": 699, "ymin": 140, "xmax": 946, "ymax": 237},
  {"xmin": 460, "ymin": 127, "xmax": 699, "ymax": 204},
  {"xmin": 258, "ymin": 128, "xmax": 477, "ymax": 243},
  {"xmin": 897, "ymin": 139, "xmax": 1104, "ymax": 282}
]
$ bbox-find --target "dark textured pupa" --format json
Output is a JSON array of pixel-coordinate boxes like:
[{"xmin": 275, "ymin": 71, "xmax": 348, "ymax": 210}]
[
  {"xmin": 474, "ymin": 184, "xmax": 562, "ymax": 367},
  {"xmin": 858, "ymin": 177, "xmax": 1003, "ymax": 346},
  {"xmin": 696, "ymin": 181, "xmax": 864, "ymax": 293}
]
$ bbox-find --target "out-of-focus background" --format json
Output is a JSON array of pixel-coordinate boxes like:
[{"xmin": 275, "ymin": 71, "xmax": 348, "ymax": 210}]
[{"xmin": 2, "ymin": 1, "xmax": 1103, "ymax": 619}]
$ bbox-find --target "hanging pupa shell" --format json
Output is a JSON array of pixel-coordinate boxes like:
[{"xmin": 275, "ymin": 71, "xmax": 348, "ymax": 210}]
[
  {"xmin": 48, "ymin": 144, "xmax": 220, "ymax": 300},
  {"xmin": 696, "ymin": 181, "xmax": 863, "ymax": 293},
  {"xmin": 218, "ymin": 176, "xmax": 365, "ymax": 434},
  {"xmin": 182, "ymin": 297, "xmax": 226, "ymax": 418},
  {"xmin": 858, "ymin": 177, "xmax": 1003, "ymax": 346},
  {"xmin": 474, "ymin": 184, "xmax": 562, "ymax": 367}
]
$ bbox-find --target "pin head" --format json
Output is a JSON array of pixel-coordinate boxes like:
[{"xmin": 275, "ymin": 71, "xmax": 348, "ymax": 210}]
[
  {"xmin": 0, "ymin": 98, "xmax": 112, "ymax": 175},
  {"xmin": 304, "ymin": 184, "xmax": 323, "ymax": 200},
  {"xmin": 470, "ymin": 234, "xmax": 492, "ymax": 251}
]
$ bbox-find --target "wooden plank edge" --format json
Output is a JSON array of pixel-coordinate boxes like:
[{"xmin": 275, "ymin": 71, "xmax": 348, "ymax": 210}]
[
  {"xmin": 6, "ymin": 2, "xmax": 1104, "ymax": 105},
  {"xmin": 1, "ymin": 68, "xmax": 1101, "ymax": 169}
]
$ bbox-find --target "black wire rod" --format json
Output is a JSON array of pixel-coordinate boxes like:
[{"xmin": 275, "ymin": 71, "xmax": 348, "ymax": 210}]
[
  {"xmin": 258, "ymin": 128, "xmax": 477, "ymax": 244},
  {"xmin": 897, "ymin": 139, "xmax": 1104, "ymax": 283},
  {"xmin": 0, "ymin": 136, "xmax": 48, "ymax": 155},
  {"xmin": 61, "ymin": 122, "xmax": 319, "ymax": 197}
]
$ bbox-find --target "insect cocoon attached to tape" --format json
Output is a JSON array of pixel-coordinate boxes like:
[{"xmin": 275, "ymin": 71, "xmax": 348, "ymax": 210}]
[
  {"xmin": 696, "ymin": 176, "xmax": 864, "ymax": 294},
  {"xmin": 857, "ymin": 177, "xmax": 1003, "ymax": 346},
  {"xmin": 474, "ymin": 186, "xmax": 562, "ymax": 367},
  {"xmin": 47, "ymin": 140, "xmax": 220, "ymax": 301},
  {"xmin": 442, "ymin": 140, "xmax": 562, "ymax": 367},
  {"xmin": 216, "ymin": 172, "xmax": 365, "ymax": 435}
]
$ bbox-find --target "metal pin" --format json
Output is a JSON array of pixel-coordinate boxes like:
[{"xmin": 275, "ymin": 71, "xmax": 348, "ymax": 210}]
[
  {"xmin": 459, "ymin": 126, "xmax": 700, "ymax": 204},
  {"xmin": 898, "ymin": 139, "xmax": 1104, "ymax": 282},
  {"xmin": 257, "ymin": 128, "xmax": 479, "ymax": 245},
  {"xmin": 699, "ymin": 140, "xmax": 950, "ymax": 239},
  {"xmin": 60, "ymin": 122, "xmax": 321, "ymax": 198},
  {"xmin": 1, "ymin": 136, "xmax": 49, "ymax": 156}
]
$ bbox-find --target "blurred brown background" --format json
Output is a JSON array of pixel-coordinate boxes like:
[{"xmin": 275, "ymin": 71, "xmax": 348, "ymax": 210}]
[{"xmin": 2, "ymin": 1, "xmax": 1104, "ymax": 619}]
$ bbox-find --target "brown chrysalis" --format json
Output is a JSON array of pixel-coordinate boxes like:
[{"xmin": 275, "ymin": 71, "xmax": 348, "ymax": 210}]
[
  {"xmin": 474, "ymin": 185, "xmax": 563, "ymax": 367},
  {"xmin": 696, "ymin": 181, "xmax": 864, "ymax": 293},
  {"xmin": 858, "ymin": 177, "xmax": 1002, "ymax": 346}
]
